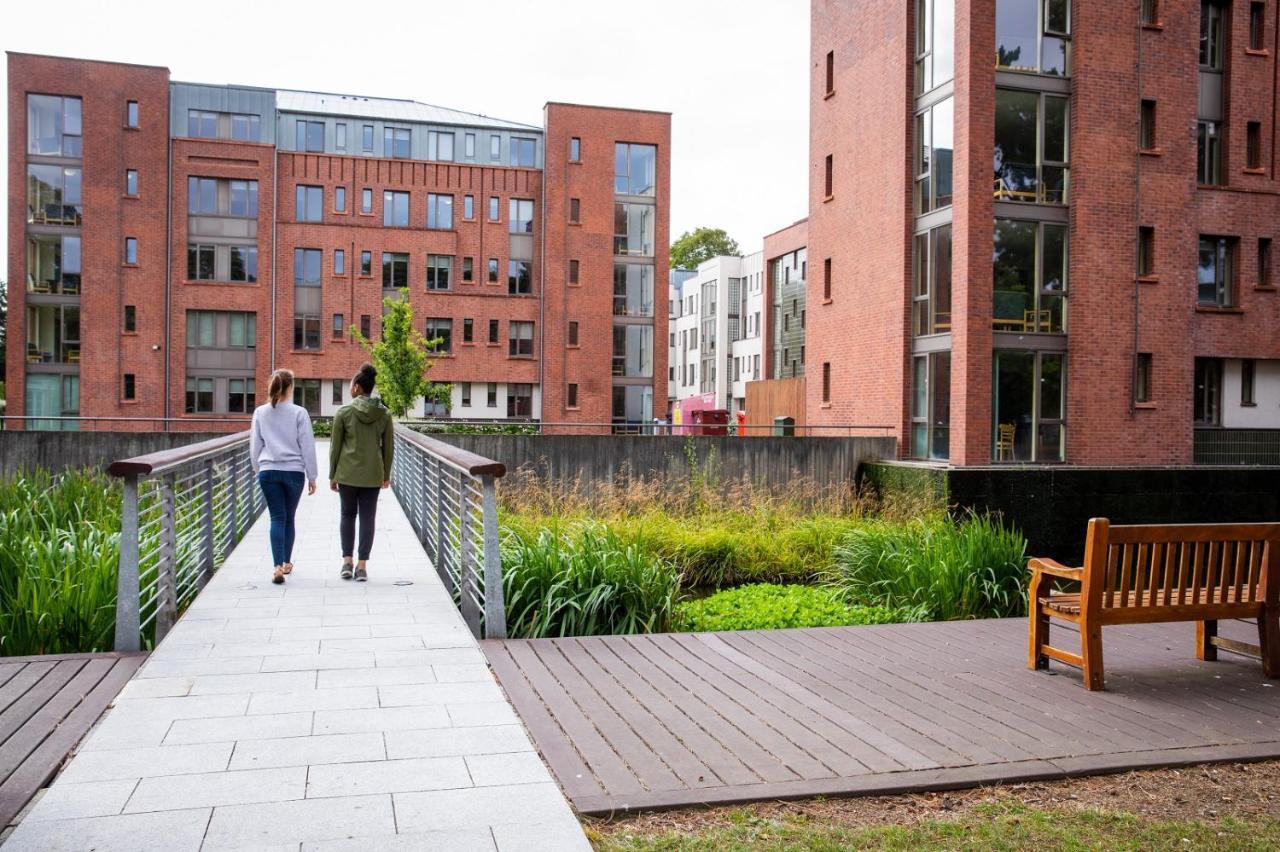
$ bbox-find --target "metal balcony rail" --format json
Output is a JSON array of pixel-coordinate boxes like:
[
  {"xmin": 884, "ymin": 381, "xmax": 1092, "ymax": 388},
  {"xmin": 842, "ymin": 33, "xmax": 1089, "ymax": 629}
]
[
  {"xmin": 400, "ymin": 419, "xmax": 897, "ymax": 437},
  {"xmin": 390, "ymin": 424, "xmax": 507, "ymax": 640},
  {"xmin": 106, "ymin": 432, "xmax": 264, "ymax": 651},
  {"xmin": 1194, "ymin": 428, "xmax": 1280, "ymax": 466}
]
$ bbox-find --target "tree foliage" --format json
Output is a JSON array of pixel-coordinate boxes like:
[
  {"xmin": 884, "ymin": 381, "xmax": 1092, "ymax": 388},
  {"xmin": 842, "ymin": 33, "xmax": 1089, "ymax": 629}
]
[
  {"xmin": 670, "ymin": 227, "xmax": 741, "ymax": 270},
  {"xmin": 0, "ymin": 280, "xmax": 7, "ymax": 387},
  {"xmin": 349, "ymin": 290, "xmax": 449, "ymax": 418}
]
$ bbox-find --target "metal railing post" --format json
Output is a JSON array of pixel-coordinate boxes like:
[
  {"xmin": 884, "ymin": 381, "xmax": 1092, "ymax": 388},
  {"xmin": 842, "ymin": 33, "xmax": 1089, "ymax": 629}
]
[
  {"xmin": 200, "ymin": 459, "xmax": 215, "ymax": 588},
  {"xmin": 458, "ymin": 469, "xmax": 481, "ymax": 637},
  {"xmin": 114, "ymin": 475, "xmax": 142, "ymax": 652},
  {"xmin": 434, "ymin": 457, "xmax": 450, "ymax": 591},
  {"xmin": 229, "ymin": 454, "xmax": 241, "ymax": 542},
  {"xmin": 155, "ymin": 473, "xmax": 179, "ymax": 643},
  {"xmin": 418, "ymin": 452, "xmax": 430, "ymax": 547},
  {"xmin": 480, "ymin": 474, "xmax": 506, "ymax": 639}
]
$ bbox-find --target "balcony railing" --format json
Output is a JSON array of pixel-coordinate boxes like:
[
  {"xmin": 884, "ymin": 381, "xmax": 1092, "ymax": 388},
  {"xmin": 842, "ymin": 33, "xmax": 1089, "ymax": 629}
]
[{"xmin": 1194, "ymin": 428, "xmax": 1280, "ymax": 465}]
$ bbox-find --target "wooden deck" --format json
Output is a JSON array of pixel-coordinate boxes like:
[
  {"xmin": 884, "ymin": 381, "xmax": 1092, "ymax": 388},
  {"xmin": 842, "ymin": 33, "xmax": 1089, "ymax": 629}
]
[
  {"xmin": 484, "ymin": 618, "xmax": 1280, "ymax": 814},
  {"xmin": 0, "ymin": 653, "xmax": 145, "ymax": 829}
]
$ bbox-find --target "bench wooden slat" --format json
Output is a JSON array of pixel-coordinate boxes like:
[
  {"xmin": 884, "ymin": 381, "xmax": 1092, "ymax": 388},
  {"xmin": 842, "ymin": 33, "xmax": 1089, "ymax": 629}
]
[
  {"xmin": 1106, "ymin": 522, "xmax": 1280, "ymax": 544},
  {"xmin": 1247, "ymin": 542, "xmax": 1262, "ymax": 604}
]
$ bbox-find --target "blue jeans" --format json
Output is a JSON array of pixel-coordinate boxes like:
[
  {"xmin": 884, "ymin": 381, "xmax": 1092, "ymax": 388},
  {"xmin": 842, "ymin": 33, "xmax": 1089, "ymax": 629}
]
[{"xmin": 258, "ymin": 470, "xmax": 305, "ymax": 567}]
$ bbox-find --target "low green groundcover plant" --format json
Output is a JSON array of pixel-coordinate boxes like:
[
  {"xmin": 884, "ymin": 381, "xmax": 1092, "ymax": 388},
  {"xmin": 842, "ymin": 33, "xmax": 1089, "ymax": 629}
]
[
  {"xmin": 673, "ymin": 584, "xmax": 910, "ymax": 632},
  {"xmin": 0, "ymin": 469, "xmax": 121, "ymax": 656}
]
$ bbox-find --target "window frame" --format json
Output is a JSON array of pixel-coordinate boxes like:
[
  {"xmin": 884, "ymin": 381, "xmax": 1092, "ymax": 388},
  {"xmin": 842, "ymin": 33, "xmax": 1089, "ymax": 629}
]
[
  {"xmin": 995, "ymin": 0, "xmax": 1072, "ymax": 76},
  {"xmin": 991, "ymin": 349, "xmax": 1067, "ymax": 462},
  {"xmin": 295, "ymin": 184, "xmax": 323, "ymax": 222},
  {"xmin": 1197, "ymin": 120, "xmax": 1222, "ymax": 185},
  {"xmin": 426, "ymin": 254, "xmax": 453, "ymax": 291},
  {"xmin": 508, "ymin": 321, "xmax": 535, "ymax": 357},
  {"xmin": 383, "ymin": 190, "xmax": 410, "ymax": 227},
  {"xmin": 993, "ymin": 88, "xmax": 1070, "ymax": 205},
  {"xmin": 382, "ymin": 252, "xmax": 410, "ymax": 289},
  {"xmin": 1139, "ymin": 99, "xmax": 1157, "ymax": 151},
  {"xmin": 1135, "ymin": 352, "xmax": 1153, "ymax": 403},
  {"xmin": 992, "ymin": 218, "xmax": 1068, "ymax": 333},
  {"xmin": 1242, "ymin": 358, "xmax": 1257, "ymax": 406},
  {"xmin": 427, "ymin": 193, "xmax": 454, "ymax": 230},
  {"xmin": 910, "ymin": 351, "xmax": 951, "ymax": 460},
  {"xmin": 125, "ymin": 100, "xmax": 139, "ymax": 129},
  {"xmin": 912, "ymin": 223, "xmax": 954, "ymax": 336},
  {"xmin": 1197, "ymin": 235, "xmax": 1237, "ymax": 307}
]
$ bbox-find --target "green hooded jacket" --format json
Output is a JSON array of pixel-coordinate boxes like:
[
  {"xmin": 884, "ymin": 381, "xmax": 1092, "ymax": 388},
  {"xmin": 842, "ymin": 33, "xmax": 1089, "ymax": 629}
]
[{"xmin": 329, "ymin": 395, "xmax": 394, "ymax": 487}]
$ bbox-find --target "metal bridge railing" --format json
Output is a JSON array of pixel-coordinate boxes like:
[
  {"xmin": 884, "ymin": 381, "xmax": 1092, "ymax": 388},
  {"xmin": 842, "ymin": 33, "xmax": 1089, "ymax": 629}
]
[
  {"xmin": 107, "ymin": 432, "xmax": 264, "ymax": 651},
  {"xmin": 390, "ymin": 424, "xmax": 507, "ymax": 639}
]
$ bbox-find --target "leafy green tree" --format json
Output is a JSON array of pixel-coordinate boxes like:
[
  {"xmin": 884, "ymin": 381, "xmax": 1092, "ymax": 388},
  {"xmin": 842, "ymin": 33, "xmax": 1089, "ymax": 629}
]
[
  {"xmin": 349, "ymin": 290, "xmax": 449, "ymax": 418},
  {"xmin": 0, "ymin": 280, "xmax": 7, "ymax": 396},
  {"xmin": 670, "ymin": 227, "xmax": 741, "ymax": 270}
]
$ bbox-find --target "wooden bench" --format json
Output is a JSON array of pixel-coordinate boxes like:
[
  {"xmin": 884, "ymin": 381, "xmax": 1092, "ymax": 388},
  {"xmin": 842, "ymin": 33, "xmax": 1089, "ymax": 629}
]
[{"xmin": 1028, "ymin": 518, "xmax": 1280, "ymax": 690}]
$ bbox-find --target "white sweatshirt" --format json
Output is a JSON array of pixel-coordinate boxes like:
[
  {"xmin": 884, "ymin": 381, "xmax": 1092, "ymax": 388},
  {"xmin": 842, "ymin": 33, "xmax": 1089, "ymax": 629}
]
[{"xmin": 250, "ymin": 401, "xmax": 318, "ymax": 481}]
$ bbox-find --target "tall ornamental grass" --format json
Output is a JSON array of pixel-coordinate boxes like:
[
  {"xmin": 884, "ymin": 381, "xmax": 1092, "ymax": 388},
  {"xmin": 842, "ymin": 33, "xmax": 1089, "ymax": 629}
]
[
  {"xmin": 831, "ymin": 513, "xmax": 1028, "ymax": 621},
  {"xmin": 502, "ymin": 523, "xmax": 681, "ymax": 638},
  {"xmin": 0, "ymin": 470, "xmax": 122, "ymax": 656}
]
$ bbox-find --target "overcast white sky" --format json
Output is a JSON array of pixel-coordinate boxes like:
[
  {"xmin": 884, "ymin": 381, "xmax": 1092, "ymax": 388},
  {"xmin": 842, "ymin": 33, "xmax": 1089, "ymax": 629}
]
[{"xmin": 2, "ymin": 0, "xmax": 809, "ymax": 261}]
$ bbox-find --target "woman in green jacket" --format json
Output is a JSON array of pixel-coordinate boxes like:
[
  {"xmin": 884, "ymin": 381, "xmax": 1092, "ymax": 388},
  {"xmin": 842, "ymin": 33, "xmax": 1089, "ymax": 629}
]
[{"xmin": 329, "ymin": 363, "xmax": 394, "ymax": 581}]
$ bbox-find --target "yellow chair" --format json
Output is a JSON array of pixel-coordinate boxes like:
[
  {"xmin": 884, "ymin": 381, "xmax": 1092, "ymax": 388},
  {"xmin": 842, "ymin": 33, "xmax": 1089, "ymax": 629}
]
[{"xmin": 996, "ymin": 423, "xmax": 1017, "ymax": 461}]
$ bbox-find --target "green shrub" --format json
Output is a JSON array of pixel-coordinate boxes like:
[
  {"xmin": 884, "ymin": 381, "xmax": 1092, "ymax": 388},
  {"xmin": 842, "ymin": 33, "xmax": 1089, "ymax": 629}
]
[
  {"xmin": 673, "ymin": 583, "xmax": 909, "ymax": 632},
  {"xmin": 0, "ymin": 470, "xmax": 122, "ymax": 656},
  {"xmin": 502, "ymin": 522, "xmax": 681, "ymax": 638},
  {"xmin": 312, "ymin": 418, "xmax": 333, "ymax": 438},
  {"xmin": 831, "ymin": 512, "xmax": 1028, "ymax": 621}
]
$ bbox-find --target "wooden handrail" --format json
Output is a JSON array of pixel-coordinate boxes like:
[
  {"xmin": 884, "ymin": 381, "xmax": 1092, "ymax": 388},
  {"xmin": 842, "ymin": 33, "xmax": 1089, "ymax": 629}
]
[
  {"xmin": 394, "ymin": 424, "xmax": 506, "ymax": 478},
  {"xmin": 106, "ymin": 431, "xmax": 251, "ymax": 478}
]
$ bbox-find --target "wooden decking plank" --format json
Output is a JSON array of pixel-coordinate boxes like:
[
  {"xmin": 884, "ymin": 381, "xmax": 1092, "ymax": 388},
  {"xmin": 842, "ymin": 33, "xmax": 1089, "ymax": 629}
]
[
  {"xmin": 561, "ymin": 637, "xmax": 736, "ymax": 790},
  {"xmin": 501, "ymin": 639, "xmax": 647, "ymax": 796},
  {"xmin": 0, "ymin": 661, "xmax": 84, "ymax": 750},
  {"xmin": 0, "ymin": 662, "xmax": 55, "ymax": 719},
  {"xmin": 0, "ymin": 655, "xmax": 142, "ymax": 830},
  {"xmin": 0, "ymin": 664, "xmax": 22, "ymax": 692},
  {"xmin": 0, "ymin": 659, "xmax": 116, "ymax": 782},
  {"xmin": 481, "ymin": 641, "xmax": 604, "ymax": 801},
  {"xmin": 530, "ymin": 639, "xmax": 684, "ymax": 794}
]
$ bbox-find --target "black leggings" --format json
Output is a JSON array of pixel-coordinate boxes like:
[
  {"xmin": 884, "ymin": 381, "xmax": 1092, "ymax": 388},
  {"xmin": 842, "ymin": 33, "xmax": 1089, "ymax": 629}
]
[{"xmin": 338, "ymin": 485, "xmax": 380, "ymax": 561}]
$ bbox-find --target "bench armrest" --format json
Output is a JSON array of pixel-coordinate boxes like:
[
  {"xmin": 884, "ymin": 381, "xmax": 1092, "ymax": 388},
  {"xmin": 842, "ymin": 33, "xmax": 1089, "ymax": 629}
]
[{"xmin": 1028, "ymin": 557, "xmax": 1083, "ymax": 581}]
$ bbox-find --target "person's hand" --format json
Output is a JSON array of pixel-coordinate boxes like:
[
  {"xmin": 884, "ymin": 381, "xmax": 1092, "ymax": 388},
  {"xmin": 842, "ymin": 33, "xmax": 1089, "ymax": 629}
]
[
  {"xmin": 307, "ymin": 480, "xmax": 317, "ymax": 496},
  {"xmin": 330, "ymin": 480, "xmax": 339, "ymax": 492},
  {"xmin": 381, "ymin": 480, "xmax": 390, "ymax": 489}
]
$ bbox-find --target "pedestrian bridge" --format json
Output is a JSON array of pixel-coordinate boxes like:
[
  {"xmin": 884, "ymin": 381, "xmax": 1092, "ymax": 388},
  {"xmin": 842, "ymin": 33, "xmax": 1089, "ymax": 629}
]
[{"xmin": 2, "ymin": 429, "xmax": 588, "ymax": 851}]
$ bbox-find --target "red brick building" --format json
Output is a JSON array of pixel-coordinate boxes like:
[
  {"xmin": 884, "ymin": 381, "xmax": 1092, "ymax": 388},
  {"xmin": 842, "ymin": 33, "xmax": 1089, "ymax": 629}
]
[
  {"xmin": 8, "ymin": 53, "xmax": 669, "ymax": 430},
  {"xmin": 809, "ymin": 0, "xmax": 1280, "ymax": 464}
]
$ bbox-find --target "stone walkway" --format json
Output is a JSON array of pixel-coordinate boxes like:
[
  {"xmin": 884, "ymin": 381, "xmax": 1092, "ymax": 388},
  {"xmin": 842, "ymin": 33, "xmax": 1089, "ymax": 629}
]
[{"xmin": 2, "ymin": 443, "xmax": 587, "ymax": 851}]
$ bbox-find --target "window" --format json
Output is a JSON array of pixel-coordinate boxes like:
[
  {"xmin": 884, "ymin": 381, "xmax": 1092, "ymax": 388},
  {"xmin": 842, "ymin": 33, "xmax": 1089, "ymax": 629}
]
[
  {"xmin": 186, "ymin": 378, "xmax": 214, "ymax": 413},
  {"xmin": 488, "ymin": 258, "xmax": 499, "ymax": 283},
  {"xmin": 1138, "ymin": 226, "xmax": 1155, "ymax": 277},
  {"xmin": 335, "ymin": 186, "xmax": 347, "ymax": 212},
  {"xmin": 1200, "ymin": 2, "xmax": 1225, "ymax": 69},
  {"xmin": 822, "ymin": 363, "xmax": 831, "ymax": 402},
  {"xmin": 332, "ymin": 379, "xmax": 344, "ymax": 405},
  {"xmin": 1247, "ymin": 122, "xmax": 1262, "ymax": 170},
  {"xmin": 27, "ymin": 164, "xmax": 83, "ymax": 225},
  {"xmin": 1242, "ymin": 358, "xmax": 1257, "ymax": 405},
  {"xmin": 361, "ymin": 188, "xmax": 373, "ymax": 214},
  {"xmin": 510, "ymin": 198, "xmax": 534, "ymax": 233},
  {"xmin": 27, "ymin": 95, "xmax": 82, "ymax": 156},
  {"xmin": 992, "ymin": 351, "xmax": 1066, "ymax": 461},
  {"xmin": 428, "ymin": 130, "xmax": 454, "ymax": 161},
  {"xmin": 614, "ymin": 203, "xmax": 655, "ymax": 256},
  {"xmin": 360, "ymin": 315, "xmax": 371, "ymax": 339},
  {"xmin": 336, "ymin": 123, "xmax": 347, "ymax": 150},
  {"xmin": 427, "ymin": 193, "xmax": 454, "ymax": 229},
  {"xmin": 462, "ymin": 257, "xmax": 474, "ymax": 282},
  {"xmin": 426, "ymin": 318, "xmax": 452, "ymax": 354},
  {"xmin": 913, "ymin": 223, "xmax": 953, "ymax": 335},
  {"xmin": 362, "ymin": 124, "xmax": 374, "ymax": 152},
  {"xmin": 296, "ymin": 120, "xmax": 324, "ymax": 152},
  {"xmin": 295, "ymin": 248, "xmax": 322, "ymax": 284},
  {"xmin": 383, "ymin": 191, "xmax": 410, "ymax": 227},
  {"xmin": 26, "ymin": 234, "xmax": 81, "ymax": 294},
  {"xmin": 489, "ymin": 319, "xmax": 500, "ymax": 343},
  {"xmin": 569, "ymin": 259, "xmax": 579, "ymax": 284},
  {"xmin": 614, "ymin": 143, "xmax": 657, "ymax": 195},
  {"xmin": 611, "ymin": 325, "xmax": 652, "ymax": 376},
  {"xmin": 1135, "ymin": 353, "xmax": 1153, "ymax": 403},
  {"xmin": 333, "ymin": 313, "xmax": 345, "ymax": 340},
  {"xmin": 914, "ymin": 0, "xmax": 955, "ymax": 95},
  {"xmin": 125, "ymin": 237, "xmax": 138, "ymax": 265},
  {"xmin": 490, "ymin": 134, "xmax": 501, "ymax": 161},
  {"xmin": 569, "ymin": 198, "xmax": 581, "ymax": 223},
  {"xmin": 230, "ymin": 246, "xmax": 258, "ymax": 282},
  {"xmin": 994, "ymin": 89, "xmax": 1069, "ymax": 204},
  {"xmin": 823, "ymin": 257, "xmax": 832, "ymax": 300},
  {"xmin": 487, "ymin": 382, "xmax": 498, "ymax": 406},
  {"xmin": 124, "ymin": 305, "xmax": 137, "ymax": 333},
  {"xmin": 360, "ymin": 251, "xmax": 372, "ymax": 276},
  {"xmin": 612, "ymin": 386, "xmax": 653, "ymax": 426},
  {"xmin": 230, "ymin": 113, "xmax": 260, "ymax": 141},
  {"xmin": 1198, "ymin": 236, "xmax": 1236, "ymax": 306},
  {"xmin": 382, "ymin": 252, "xmax": 409, "ymax": 289},
  {"xmin": 509, "ymin": 321, "xmax": 534, "ymax": 357},
  {"xmin": 613, "ymin": 264, "xmax": 655, "ymax": 316},
  {"xmin": 824, "ymin": 154, "xmax": 833, "ymax": 197},
  {"xmin": 995, "ymin": 0, "xmax": 1071, "ymax": 75},
  {"xmin": 567, "ymin": 383, "xmax": 579, "ymax": 407},
  {"xmin": 228, "ymin": 180, "xmax": 258, "ymax": 218},
  {"xmin": 461, "ymin": 383, "xmax": 472, "ymax": 406},
  {"xmin": 489, "ymin": 196, "xmax": 500, "ymax": 221},
  {"xmin": 825, "ymin": 50, "xmax": 835, "ymax": 94},
  {"xmin": 187, "ymin": 109, "xmax": 217, "ymax": 139},
  {"xmin": 508, "ymin": 384, "xmax": 534, "ymax": 418},
  {"xmin": 334, "ymin": 249, "xmax": 346, "ymax": 275},
  {"xmin": 1194, "ymin": 357, "xmax": 1223, "ymax": 425},
  {"xmin": 293, "ymin": 380, "xmax": 321, "ymax": 415},
  {"xmin": 294, "ymin": 314, "xmax": 320, "ymax": 350},
  {"xmin": 25, "ymin": 304, "xmax": 80, "ymax": 365},
  {"xmin": 1141, "ymin": 0, "xmax": 1158, "ymax": 25},
  {"xmin": 463, "ymin": 318, "xmax": 474, "ymax": 343},
  {"xmin": 993, "ymin": 219, "xmax": 1067, "ymax": 332},
  {"xmin": 508, "ymin": 261, "xmax": 532, "ymax": 295},
  {"xmin": 1250, "ymin": 2, "xmax": 1266, "ymax": 50},
  {"xmin": 464, "ymin": 195, "xmax": 474, "ymax": 219},
  {"xmin": 465, "ymin": 133, "xmax": 476, "ymax": 158},
  {"xmin": 570, "ymin": 137, "xmax": 581, "ymax": 161},
  {"xmin": 125, "ymin": 169, "xmax": 138, "ymax": 197},
  {"xmin": 384, "ymin": 126, "xmax": 410, "ymax": 158},
  {"xmin": 122, "ymin": 373, "xmax": 136, "ymax": 401},
  {"xmin": 911, "ymin": 351, "xmax": 951, "ymax": 459},
  {"xmin": 125, "ymin": 100, "xmax": 139, "ymax": 129},
  {"xmin": 296, "ymin": 185, "xmax": 323, "ymax": 222},
  {"xmin": 1140, "ymin": 100, "xmax": 1156, "ymax": 150},
  {"xmin": 511, "ymin": 136, "xmax": 537, "ymax": 167},
  {"xmin": 189, "ymin": 177, "xmax": 218, "ymax": 214},
  {"xmin": 1198, "ymin": 121, "xmax": 1222, "ymax": 184},
  {"xmin": 568, "ymin": 321, "xmax": 580, "ymax": 346},
  {"xmin": 427, "ymin": 255, "xmax": 452, "ymax": 290},
  {"xmin": 914, "ymin": 97, "xmax": 954, "ymax": 213},
  {"xmin": 1260, "ymin": 238, "xmax": 1273, "ymax": 287}
]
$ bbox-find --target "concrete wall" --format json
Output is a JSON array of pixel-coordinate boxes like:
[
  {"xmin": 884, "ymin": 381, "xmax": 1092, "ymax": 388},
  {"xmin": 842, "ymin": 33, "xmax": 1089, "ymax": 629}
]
[
  {"xmin": 0, "ymin": 431, "xmax": 224, "ymax": 477},
  {"xmin": 435, "ymin": 434, "xmax": 896, "ymax": 489}
]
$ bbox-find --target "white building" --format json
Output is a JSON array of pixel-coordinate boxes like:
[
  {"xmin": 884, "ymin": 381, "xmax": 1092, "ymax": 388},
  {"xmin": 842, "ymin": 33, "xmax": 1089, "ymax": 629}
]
[{"xmin": 666, "ymin": 253, "xmax": 764, "ymax": 417}]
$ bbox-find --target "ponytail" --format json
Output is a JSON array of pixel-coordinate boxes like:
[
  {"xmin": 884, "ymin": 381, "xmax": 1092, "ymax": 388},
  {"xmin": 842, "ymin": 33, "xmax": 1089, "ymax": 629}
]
[
  {"xmin": 352, "ymin": 363, "xmax": 377, "ymax": 396},
  {"xmin": 268, "ymin": 369, "xmax": 294, "ymax": 408}
]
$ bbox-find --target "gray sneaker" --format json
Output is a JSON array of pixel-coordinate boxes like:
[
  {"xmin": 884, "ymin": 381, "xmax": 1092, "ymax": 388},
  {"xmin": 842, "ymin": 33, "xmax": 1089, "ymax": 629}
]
[
  {"xmin": 340, "ymin": 563, "xmax": 353, "ymax": 580},
  {"xmin": 355, "ymin": 566, "xmax": 368, "ymax": 582}
]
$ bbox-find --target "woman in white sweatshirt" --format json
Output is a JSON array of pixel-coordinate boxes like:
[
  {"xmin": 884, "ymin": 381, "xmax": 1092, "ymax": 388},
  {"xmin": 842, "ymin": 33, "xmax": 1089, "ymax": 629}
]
[{"xmin": 250, "ymin": 369, "xmax": 318, "ymax": 584}]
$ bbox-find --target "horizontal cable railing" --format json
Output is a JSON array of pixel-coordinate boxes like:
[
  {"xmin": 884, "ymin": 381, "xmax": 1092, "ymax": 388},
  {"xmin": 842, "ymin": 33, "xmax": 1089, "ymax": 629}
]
[
  {"xmin": 389, "ymin": 424, "xmax": 507, "ymax": 639},
  {"xmin": 106, "ymin": 432, "xmax": 264, "ymax": 651}
]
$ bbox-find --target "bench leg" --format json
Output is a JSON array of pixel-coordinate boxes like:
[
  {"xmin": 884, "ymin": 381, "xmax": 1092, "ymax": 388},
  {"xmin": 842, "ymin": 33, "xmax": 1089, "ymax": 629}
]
[
  {"xmin": 1028, "ymin": 572, "xmax": 1051, "ymax": 671},
  {"xmin": 1196, "ymin": 620, "xmax": 1218, "ymax": 662},
  {"xmin": 1259, "ymin": 611, "xmax": 1280, "ymax": 678},
  {"xmin": 1081, "ymin": 622, "xmax": 1105, "ymax": 691}
]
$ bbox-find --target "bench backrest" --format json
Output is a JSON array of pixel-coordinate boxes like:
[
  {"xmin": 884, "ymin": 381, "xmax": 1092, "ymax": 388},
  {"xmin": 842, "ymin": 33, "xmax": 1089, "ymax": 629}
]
[{"xmin": 1083, "ymin": 518, "xmax": 1280, "ymax": 612}]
